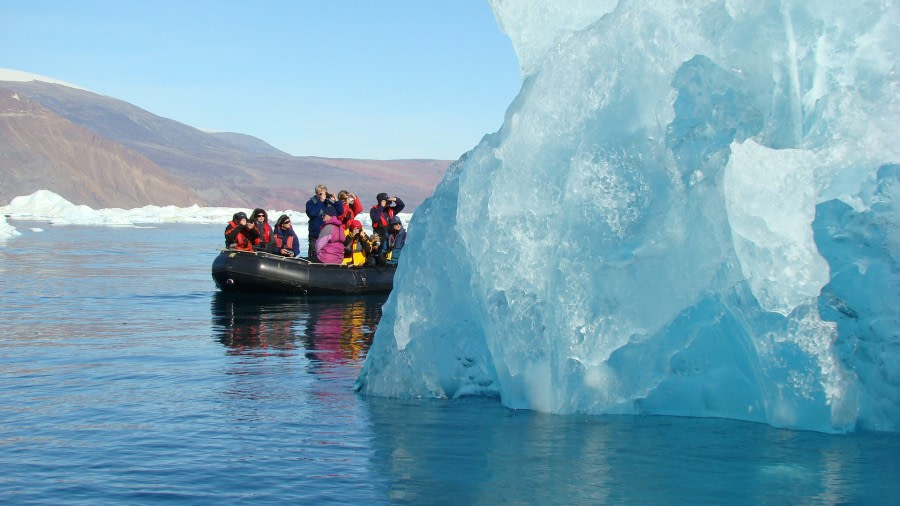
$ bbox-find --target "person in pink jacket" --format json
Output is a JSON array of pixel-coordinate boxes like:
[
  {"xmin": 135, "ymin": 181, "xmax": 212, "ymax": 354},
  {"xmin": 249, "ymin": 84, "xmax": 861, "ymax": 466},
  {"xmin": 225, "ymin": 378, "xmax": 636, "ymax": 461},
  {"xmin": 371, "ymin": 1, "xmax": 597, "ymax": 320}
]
[{"xmin": 315, "ymin": 206, "xmax": 346, "ymax": 264}]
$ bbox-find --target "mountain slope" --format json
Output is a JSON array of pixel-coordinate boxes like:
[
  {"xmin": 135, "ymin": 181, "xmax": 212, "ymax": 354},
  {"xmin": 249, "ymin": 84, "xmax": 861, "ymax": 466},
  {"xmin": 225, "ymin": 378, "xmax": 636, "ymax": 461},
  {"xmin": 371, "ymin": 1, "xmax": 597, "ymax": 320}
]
[
  {"xmin": 0, "ymin": 77, "xmax": 452, "ymax": 210},
  {"xmin": 0, "ymin": 87, "xmax": 206, "ymax": 208}
]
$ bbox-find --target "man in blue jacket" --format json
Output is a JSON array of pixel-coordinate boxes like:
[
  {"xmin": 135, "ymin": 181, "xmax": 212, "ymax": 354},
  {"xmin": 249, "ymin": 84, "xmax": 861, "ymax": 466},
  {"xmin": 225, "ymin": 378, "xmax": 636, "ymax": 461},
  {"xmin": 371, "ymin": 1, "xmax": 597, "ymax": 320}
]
[{"xmin": 305, "ymin": 184, "xmax": 344, "ymax": 259}]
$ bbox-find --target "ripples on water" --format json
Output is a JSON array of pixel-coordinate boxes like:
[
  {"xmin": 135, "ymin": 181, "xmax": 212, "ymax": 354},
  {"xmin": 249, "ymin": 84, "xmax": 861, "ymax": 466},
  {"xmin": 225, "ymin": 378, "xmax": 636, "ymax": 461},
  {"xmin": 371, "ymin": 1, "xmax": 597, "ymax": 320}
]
[{"xmin": 1, "ymin": 223, "xmax": 898, "ymax": 504}]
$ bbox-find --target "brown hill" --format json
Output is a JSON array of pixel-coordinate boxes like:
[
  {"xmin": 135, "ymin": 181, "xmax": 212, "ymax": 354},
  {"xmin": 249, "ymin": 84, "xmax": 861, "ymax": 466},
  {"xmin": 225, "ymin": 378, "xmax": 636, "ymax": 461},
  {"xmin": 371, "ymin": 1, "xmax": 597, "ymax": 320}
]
[
  {"xmin": 0, "ymin": 88, "xmax": 205, "ymax": 208},
  {"xmin": 0, "ymin": 80, "xmax": 452, "ymax": 210}
]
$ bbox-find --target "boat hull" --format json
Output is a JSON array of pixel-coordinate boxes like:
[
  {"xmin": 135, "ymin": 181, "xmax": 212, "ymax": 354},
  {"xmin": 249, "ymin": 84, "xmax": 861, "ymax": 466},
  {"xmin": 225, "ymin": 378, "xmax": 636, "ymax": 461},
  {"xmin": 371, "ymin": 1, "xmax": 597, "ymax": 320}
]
[{"xmin": 212, "ymin": 250, "xmax": 395, "ymax": 295}]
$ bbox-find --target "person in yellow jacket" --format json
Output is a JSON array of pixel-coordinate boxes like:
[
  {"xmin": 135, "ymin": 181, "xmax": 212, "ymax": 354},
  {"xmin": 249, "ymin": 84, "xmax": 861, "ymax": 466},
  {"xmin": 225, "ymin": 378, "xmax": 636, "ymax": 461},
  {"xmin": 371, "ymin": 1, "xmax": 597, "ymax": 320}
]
[{"xmin": 342, "ymin": 220, "xmax": 376, "ymax": 267}]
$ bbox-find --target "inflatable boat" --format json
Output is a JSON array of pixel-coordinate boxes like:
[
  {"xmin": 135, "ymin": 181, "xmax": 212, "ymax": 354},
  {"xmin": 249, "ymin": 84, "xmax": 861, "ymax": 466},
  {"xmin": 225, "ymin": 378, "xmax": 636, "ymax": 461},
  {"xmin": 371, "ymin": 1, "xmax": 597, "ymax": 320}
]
[{"xmin": 212, "ymin": 250, "xmax": 395, "ymax": 295}]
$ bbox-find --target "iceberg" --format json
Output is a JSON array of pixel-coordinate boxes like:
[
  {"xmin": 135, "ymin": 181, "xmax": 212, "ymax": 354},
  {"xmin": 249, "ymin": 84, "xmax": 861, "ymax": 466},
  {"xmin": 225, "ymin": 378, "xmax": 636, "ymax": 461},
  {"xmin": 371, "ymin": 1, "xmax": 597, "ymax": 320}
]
[
  {"xmin": 357, "ymin": 0, "xmax": 899, "ymax": 433},
  {"xmin": 0, "ymin": 215, "xmax": 21, "ymax": 240}
]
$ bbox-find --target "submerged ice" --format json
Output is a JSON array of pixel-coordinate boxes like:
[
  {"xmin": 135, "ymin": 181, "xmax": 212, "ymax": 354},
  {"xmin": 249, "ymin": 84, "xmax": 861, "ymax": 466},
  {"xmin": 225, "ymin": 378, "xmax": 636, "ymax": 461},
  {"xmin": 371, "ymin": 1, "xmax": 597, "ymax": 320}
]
[{"xmin": 356, "ymin": 0, "xmax": 899, "ymax": 433}]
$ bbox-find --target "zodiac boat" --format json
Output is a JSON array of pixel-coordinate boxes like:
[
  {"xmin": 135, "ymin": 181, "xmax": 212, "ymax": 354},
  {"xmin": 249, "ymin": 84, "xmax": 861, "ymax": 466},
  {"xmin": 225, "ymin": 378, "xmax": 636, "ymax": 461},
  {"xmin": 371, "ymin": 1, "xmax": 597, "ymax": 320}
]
[{"xmin": 212, "ymin": 249, "xmax": 395, "ymax": 295}]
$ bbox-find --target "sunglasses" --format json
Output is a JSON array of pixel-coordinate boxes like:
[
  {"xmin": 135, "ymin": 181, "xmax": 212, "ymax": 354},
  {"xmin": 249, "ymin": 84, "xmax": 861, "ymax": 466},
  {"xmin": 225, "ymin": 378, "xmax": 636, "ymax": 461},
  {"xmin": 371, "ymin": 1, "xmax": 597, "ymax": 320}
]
[
  {"xmin": 282, "ymin": 221, "xmax": 291, "ymax": 225},
  {"xmin": 257, "ymin": 214, "xmax": 265, "ymax": 218}
]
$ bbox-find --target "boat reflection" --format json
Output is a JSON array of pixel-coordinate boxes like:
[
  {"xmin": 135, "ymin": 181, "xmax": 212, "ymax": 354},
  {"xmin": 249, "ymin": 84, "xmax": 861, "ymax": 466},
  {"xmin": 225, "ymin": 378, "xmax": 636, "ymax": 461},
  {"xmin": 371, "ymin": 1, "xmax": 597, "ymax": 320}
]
[{"xmin": 210, "ymin": 292, "xmax": 387, "ymax": 363}]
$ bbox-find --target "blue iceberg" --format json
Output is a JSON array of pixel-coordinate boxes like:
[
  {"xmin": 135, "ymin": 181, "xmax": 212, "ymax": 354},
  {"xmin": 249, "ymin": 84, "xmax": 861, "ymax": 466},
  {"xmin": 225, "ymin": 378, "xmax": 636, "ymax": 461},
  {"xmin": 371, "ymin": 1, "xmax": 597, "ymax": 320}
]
[{"xmin": 356, "ymin": 0, "xmax": 899, "ymax": 433}]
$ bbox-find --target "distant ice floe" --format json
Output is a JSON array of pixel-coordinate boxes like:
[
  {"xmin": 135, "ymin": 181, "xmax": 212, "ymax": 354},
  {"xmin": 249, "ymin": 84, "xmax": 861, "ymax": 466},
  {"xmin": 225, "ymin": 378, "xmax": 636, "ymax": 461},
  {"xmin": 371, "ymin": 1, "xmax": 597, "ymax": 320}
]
[
  {"xmin": 0, "ymin": 190, "xmax": 411, "ymax": 239},
  {"xmin": 0, "ymin": 215, "xmax": 21, "ymax": 240}
]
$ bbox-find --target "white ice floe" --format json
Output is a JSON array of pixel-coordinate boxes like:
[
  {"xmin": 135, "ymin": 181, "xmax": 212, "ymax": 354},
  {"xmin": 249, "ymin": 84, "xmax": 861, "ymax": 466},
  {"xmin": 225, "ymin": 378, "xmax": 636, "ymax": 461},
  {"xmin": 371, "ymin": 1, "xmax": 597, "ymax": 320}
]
[
  {"xmin": 0, "ymin": 215, "xmax": 21, "ymax": 240},
  {"xmin": 1, "ymin": 190, "xmax": 411, "ymax": 237}
]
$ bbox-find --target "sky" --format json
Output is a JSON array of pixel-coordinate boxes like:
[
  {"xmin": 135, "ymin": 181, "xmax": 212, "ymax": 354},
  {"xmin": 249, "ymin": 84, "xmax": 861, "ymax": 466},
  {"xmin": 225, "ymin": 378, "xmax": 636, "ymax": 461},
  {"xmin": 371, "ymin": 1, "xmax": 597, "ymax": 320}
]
[{"xmin": 0, "ymin": 0, "xmax": 521, "ymax": 160}]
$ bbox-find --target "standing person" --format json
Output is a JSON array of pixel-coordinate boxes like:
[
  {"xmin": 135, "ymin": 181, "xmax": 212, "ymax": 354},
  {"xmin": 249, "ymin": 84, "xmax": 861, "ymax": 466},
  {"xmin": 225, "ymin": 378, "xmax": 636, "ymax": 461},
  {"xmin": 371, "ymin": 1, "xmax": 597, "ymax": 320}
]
[
  {"xmin": 369, "ymin": 192, "xmax": 405, "ymax": 241},
  {"xmin": 315, "ymin": 206, "xmax": 346, "ymax": 265},
  {"xmin": 305, "ymin": 185, "xmax": 344, "ymax": 259},
  {"xmin": 273, "ymin": 214, "xmax": 300, "ymax": 258},
  {"xmin": 336, "ymin": 190, "xmax": 363, "ymax": 228},
  {"xmin": 251, "ymin": 208, "xmax": 275, "ymax": 252},
  {"xmin": 224, "ymin": 211, "xmax": 259, "ymax": 252},
  {"xmin": 381, "ymin": 216, "xmax": 407, "ymax": 265}
]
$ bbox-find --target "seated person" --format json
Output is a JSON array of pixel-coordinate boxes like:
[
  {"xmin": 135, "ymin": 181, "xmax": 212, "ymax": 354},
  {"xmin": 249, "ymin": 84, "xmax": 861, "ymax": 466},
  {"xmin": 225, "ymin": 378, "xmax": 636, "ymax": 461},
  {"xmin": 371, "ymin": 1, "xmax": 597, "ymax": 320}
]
[
  {"xmin": 314, "ymin": 206, "xmax": 346, "ymax": 264},
  {"xmin": 380, "ymin": 216, "xmax": 406, "ymax": 266},
  {"xmin": 224, "ymin": 211, "xmax": 259, "ymax": 251},
  {"xmin": 251, "ymin": 208, "xmax": 275, "ymax": 252},
  {"xmin": 342, "ymin": 220, "xmax": 374, "ymax": 267},
  {"xmin": 273, "ymin": 214, "xmax": 300, "ymax": 257}
]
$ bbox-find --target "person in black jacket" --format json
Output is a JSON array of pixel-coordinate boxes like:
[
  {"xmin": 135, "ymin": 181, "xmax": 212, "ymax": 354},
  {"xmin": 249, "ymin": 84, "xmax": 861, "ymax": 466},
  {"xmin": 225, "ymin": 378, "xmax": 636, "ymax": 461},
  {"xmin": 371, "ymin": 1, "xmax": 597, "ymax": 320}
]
[
  {"xmin": 224, "ymin": 211, "xmax": 259, "ymax": 251},
  {"xmin": 369, "ymin": 192, "xmax": 404, "ymax": 241}
]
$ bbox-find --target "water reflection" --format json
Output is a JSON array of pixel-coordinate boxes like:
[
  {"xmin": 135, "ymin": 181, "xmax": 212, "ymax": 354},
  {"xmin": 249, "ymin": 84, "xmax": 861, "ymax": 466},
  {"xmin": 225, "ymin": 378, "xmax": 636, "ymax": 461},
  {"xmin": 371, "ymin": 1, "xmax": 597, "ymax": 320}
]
[
  {"xmin": 363, "ymin": 397, "xmax": 900, "ymax": 503},
  {"xmin": 210, "ymin": 292, "xmax": 386, "ymax": 363}
]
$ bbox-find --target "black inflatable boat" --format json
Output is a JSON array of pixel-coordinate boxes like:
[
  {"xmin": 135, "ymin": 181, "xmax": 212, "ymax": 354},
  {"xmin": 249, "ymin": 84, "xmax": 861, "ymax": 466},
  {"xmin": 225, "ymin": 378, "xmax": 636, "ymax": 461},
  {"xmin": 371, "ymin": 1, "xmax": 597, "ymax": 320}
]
[{"xmin": 212, "ymin": 250, "xmax": 395, "ymax": 295}]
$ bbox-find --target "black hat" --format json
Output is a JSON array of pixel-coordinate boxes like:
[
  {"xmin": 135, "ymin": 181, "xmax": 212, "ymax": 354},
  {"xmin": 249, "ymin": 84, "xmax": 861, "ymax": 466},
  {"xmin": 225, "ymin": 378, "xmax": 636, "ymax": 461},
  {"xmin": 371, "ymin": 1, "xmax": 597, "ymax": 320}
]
[
  {"xmin": 377, "ymin": 192, "xmax": 389, "ymax": 203},
  {"xmin": 389, "ymin": 216, "xmax": 402, "ymax": 226},
  {"xmin": 233, "ymin": 211, "xmax": 248, "ymax": 222},
  {"xmin": 323, "ymin": 205, "xmax": 337, "ymax": 217}
]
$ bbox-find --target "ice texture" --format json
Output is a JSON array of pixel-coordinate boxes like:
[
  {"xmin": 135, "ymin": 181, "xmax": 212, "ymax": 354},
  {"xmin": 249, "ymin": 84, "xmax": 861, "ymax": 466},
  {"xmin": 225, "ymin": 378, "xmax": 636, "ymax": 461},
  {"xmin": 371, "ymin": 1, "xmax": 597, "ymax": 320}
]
[{"xmin": 356, "ymin": 0, "xmax": 899, "ymax": 433}]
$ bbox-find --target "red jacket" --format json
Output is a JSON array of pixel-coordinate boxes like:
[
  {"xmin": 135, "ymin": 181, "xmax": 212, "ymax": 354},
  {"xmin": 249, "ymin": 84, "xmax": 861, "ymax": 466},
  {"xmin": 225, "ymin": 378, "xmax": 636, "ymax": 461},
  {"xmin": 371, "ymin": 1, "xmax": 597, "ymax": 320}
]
[
  {"xmin": 224, "ymin": 220, "xmax": 257, "ymax": 251},
  {"xmin": 337, "ymin": 198, "xmax": 363, "ymax": 228}
]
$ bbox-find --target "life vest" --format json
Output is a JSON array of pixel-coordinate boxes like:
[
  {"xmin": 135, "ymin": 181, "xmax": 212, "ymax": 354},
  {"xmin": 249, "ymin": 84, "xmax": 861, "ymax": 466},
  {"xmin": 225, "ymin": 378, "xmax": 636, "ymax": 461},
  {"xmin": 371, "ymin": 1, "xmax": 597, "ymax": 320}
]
[
  {"xmin": 274, "ymin": 232, "xmax": 294, "ymax": 251},
  {"xmin": 371, "ymin": 205, "xmax": 395, "ymax": 234},
  {"xmin": 342, "ymin": 233, "xmax": 368, "ymax": 266},
  {"xmin": 254, "ymin": 222, "xmax": 272, "ymax": 245},
  {"xmin": 225, "ymin": 221, "xmax": 254, "ymax": 251}
]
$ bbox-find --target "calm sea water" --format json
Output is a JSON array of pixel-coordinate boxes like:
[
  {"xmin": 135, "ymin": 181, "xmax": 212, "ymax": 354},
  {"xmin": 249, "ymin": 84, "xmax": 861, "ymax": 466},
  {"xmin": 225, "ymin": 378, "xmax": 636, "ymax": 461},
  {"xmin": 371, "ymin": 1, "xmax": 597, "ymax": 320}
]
[{"xmin": 1, "ymin": 222, "xmax": 898, "ymax": 504}]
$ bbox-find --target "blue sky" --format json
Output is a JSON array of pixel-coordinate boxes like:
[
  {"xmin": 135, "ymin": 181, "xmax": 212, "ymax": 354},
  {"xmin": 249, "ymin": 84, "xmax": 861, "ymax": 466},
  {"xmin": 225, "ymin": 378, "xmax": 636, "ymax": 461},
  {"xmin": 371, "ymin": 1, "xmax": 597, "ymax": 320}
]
[{"xmin": 0, "ymin": 0, "xmax": 521, "ymax": 160}]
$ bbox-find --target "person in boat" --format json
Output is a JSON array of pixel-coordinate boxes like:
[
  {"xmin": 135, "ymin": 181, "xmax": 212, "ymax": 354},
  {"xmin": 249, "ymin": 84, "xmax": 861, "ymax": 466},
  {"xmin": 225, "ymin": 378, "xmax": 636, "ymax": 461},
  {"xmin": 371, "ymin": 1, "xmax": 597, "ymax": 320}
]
[
  {"xmin": 370, "ymin": 192, "xmax": 405, "ymax": 241},
  {"xmin": 225, "ymin": 211, "xmax": 259, "ymax": 252},
  {"xmin": 306, "ymin": 185, "xmax": 344, "ymax": 259},
  {"xmin": 315, "ymin": 206, "xmax": 346, "ymax": 264},
  {"xmin": 336, "ymin": 190, "xmax": 363, "ymax": 229},
  {"xmin": 251, "ymin": 208, "xmax": 275, "ymax": 252},
  {"xmin": 381, "ymin": 216, "xmax": 407, "ymax": 266},
  {"xmin": 342, "ymin": 219, "xmax": 375, "ymax": 267},
  {"xmin": 273, "ymin": 214, "xmax": 300, "ymax": 257}
]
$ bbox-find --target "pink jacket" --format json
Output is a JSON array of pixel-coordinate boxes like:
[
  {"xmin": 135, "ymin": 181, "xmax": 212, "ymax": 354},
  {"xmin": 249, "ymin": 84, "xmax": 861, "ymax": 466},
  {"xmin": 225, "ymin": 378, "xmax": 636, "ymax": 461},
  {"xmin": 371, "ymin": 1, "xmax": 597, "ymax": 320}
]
[{"xmin": 315, "ymin": 216, "xmax": 345, "ymax": 264}]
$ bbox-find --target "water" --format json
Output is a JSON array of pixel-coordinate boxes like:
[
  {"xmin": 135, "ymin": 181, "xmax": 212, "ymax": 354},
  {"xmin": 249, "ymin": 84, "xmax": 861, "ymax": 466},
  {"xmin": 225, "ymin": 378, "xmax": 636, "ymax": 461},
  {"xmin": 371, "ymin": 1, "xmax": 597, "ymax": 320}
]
[{"xmin": 1, "ymin": 223, "xmax": 897, "ymax": 504}]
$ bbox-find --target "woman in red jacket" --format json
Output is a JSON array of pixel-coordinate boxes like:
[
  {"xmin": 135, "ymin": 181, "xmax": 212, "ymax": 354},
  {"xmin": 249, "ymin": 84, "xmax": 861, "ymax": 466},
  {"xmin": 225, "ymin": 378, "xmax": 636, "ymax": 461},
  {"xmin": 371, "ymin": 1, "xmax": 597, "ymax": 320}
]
[
  {"xmin": 336, "ymin": 190, "xmax": 363, "ymax": 228},
  {"xmin": 250, "ymin": 208, "xmax": 275, "ymax": 252}
]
